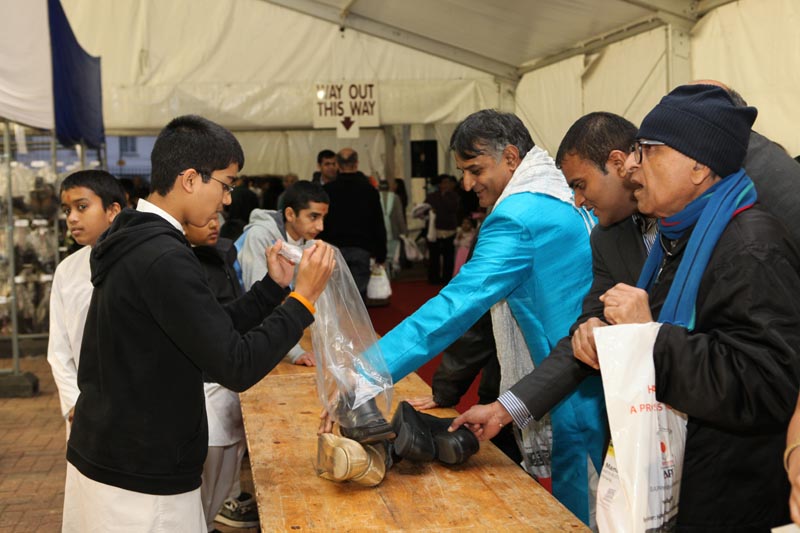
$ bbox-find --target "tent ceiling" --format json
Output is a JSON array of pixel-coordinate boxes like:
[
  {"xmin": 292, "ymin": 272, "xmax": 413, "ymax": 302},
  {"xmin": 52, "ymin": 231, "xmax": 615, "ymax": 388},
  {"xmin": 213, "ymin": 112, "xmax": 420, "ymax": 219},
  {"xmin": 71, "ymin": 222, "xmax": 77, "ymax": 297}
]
[{"xmin": 265, "ymin": 0, "xmax": 729, "ymax": 82}]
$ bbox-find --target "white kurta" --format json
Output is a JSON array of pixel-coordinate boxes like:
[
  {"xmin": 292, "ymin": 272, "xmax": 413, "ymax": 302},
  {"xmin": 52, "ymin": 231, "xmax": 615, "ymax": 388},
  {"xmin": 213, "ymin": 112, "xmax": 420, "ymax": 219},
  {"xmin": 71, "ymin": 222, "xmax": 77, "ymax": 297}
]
[{"xmin": 47, "ymin": 245, "xmax": 92, "ymax": 420}]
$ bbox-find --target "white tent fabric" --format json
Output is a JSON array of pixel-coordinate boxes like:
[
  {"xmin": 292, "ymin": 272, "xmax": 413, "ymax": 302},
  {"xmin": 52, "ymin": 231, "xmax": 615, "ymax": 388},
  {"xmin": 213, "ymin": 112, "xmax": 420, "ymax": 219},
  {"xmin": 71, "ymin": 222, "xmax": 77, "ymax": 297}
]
[
  {"xmin": 515, "ymin": 56, "xmax": 583, "ymax": 156},
  {"xmin": 59, "ymin": 0, "xmax": 497, "ymax": 132},
  {"xmin": 235, "ymin": 128, "xmax": 385, "ymax": 178},
  {"xmin": 514, "ymin": 27, "xmax": 670, "ymax": 156},
  {"xmin": 691, "ymin": 0, "xmax": 800, "ymax": 156},
  {"xmin": 0, "ymin": 0, "xmax": 54, "ymax": 129}
]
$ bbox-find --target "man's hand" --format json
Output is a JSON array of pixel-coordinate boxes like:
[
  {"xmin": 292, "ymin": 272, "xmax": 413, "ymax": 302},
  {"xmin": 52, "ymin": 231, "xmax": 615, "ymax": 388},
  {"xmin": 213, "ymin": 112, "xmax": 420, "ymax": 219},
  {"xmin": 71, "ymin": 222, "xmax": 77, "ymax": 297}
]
[
  {"xmin": 790, "ymin": 448, "xmax": 800, "ymax": 524},
  {"xmin": 572, "ymin": 317, "xmax": 608, "ymax": 370},
  {"xmin": 449, "ymin": 401, "xmax": 511, "ymax": 441},
  {"xmin": 600, "ymin": 283, "xmax": 653, "ymax": 325},
  {"xmin": 266, "ymin": 240, "xmax": 295, "ymax": 288},
  {"xmin": 406, "ymin": 395, "xmax": 440, "ymax": 410},
  {"xmin": 293, "ymin": 353, "xmax": 315, "ymax": 367},
  {"xmin": 318, "ymin": 409, "xmax": 334, "ymax": 435},
  {"xmin": 294, "ymin": 241, "xmax": 336, "ymax": 304}
]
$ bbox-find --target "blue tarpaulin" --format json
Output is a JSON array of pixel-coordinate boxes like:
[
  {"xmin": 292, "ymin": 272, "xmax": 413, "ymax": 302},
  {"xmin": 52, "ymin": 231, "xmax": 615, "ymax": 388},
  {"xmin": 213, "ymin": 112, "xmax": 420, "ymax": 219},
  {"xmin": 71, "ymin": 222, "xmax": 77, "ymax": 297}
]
[{"xmin": 48, "ymin": 0, "xmax": 104, "ymax": 149}]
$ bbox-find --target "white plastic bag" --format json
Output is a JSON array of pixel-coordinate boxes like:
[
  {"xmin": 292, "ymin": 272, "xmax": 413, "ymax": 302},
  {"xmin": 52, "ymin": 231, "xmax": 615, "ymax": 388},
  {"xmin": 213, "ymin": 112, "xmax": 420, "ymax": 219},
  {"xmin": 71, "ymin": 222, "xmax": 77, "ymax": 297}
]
[
  {"xmin": 366, "ymin": 264, "xmax": 392, "ymax": 300},
  {"xmin": 595, "ymin": 323, "xmax": 688, "ymax": 533},
  {"xmin": 398, "ymin": 234, "xmax": 422, "ymax": 262}
]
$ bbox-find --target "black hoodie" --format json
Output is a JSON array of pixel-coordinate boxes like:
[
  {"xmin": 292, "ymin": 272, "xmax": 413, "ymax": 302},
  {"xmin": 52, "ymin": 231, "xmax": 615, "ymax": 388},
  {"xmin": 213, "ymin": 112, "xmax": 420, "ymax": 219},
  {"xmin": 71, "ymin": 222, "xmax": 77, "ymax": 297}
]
[{"xmin": 67, "ymin": 209, "xmax": 313, "ymax": 495}]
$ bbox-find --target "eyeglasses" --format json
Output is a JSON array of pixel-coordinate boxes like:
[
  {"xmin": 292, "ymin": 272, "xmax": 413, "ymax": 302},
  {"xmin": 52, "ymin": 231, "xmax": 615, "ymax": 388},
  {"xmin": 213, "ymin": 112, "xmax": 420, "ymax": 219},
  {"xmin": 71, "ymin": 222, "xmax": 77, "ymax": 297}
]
[
  {"xmin": 179, "ymin": 171, "xmax": 235, "ymax": 195},
  {"xmin": 207, "ymin": 175, "xmax": 235, "ymax": 195},
  {"xmin": 629, "ymin": 139, "xmax": 666, "ymax": 164}
]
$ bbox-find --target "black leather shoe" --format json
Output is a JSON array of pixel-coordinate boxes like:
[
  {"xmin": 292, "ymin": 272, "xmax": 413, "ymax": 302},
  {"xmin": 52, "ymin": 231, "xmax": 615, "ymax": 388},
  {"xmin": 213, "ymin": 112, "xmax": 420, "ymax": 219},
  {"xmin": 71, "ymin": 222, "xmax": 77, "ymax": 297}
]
[
  {"xmin": 338, "ymin": 397, "xmax": 396, "ymax": 444},
  {"xmin": 391, "ymin": 401, "xmax": 436, "ymax": 462},
  {"xmin": 391, "ymin": 401, "xmax": 480, "ymax": 465},
  {"xmin": 418, "ymin": 411, "xmax": 480, "ymax": 465}
]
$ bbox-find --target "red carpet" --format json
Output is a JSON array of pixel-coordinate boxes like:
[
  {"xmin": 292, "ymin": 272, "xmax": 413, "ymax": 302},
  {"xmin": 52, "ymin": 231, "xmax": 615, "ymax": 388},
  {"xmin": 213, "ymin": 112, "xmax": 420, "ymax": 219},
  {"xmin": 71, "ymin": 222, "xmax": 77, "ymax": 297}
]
[{"xmin": 368, "ymin": 279, "xmax": 481, "ymax": 413}]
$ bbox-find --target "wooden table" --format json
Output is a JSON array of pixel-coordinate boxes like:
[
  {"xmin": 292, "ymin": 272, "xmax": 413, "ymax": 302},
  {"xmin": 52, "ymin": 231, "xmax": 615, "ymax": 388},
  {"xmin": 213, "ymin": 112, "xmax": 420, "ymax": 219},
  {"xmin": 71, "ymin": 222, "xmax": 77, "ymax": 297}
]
[{"xmin": 240, "ymin": 360, "xmax": 588, "ymax": 532}]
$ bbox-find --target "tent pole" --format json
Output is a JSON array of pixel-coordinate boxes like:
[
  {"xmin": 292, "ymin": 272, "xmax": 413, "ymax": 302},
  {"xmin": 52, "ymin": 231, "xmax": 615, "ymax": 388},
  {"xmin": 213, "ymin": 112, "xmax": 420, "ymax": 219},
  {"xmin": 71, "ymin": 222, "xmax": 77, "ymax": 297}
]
[{"xmin": 3, "ymin": 120, "xmax": 21, "ymax": 372}]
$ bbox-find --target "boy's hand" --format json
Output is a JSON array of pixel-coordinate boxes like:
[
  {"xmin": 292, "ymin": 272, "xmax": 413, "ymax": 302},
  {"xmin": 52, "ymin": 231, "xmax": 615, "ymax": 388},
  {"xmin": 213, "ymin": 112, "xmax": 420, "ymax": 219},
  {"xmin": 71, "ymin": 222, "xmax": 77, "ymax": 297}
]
[
  {"xmin": 294, "ymin": 241, "xmax": 335, "ymax": 304},
  {"xmin": 293, "ymin": 353, "xmax": 315, "ymax": 366},
  {"xmin": 266, "ymin": 240, "xmax": 295, "ymax": 288}
]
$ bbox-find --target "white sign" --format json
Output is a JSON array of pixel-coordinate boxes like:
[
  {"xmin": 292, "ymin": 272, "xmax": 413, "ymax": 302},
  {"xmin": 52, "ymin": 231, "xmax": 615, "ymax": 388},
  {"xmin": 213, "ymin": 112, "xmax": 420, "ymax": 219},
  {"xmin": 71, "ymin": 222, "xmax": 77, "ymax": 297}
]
[{"xmin": 313, "ymin": 81, "xmax": 379, "ymax": 137}]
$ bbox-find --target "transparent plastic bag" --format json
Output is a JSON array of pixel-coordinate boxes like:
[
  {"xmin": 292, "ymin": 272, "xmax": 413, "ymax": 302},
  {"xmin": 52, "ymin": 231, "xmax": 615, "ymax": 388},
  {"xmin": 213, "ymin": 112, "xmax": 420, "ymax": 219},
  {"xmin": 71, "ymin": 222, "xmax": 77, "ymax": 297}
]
[{"xmin": 281, "ymin": 241, "xmax": 393, "ymax": 426}]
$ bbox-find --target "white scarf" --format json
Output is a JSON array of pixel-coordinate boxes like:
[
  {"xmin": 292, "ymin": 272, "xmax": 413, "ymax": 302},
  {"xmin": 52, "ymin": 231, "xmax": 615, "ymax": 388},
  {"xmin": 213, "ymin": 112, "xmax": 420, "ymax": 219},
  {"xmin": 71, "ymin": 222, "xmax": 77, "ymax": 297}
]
[{"xmin": 488, "ymin": 146, "xmax": 593, "ymax": 478}]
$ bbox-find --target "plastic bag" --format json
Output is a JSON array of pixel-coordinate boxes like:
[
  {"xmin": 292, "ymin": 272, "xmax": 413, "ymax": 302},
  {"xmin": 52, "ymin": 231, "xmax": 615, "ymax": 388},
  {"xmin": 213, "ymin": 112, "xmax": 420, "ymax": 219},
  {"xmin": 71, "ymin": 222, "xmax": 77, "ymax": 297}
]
[
  {"xmin": 398, "ymin": 234, "xmax": 422, "ymax": 262},
  {"xmin": 595, "ymin": 323, "xmax": 688, "ymax": 533},
  {"xmin": 366, "ymin": 264, "xmax": 391, "ymax": 300},
  {"xmin": 283, "ymin": 241, "xmax": 393, "ymax": 427}
]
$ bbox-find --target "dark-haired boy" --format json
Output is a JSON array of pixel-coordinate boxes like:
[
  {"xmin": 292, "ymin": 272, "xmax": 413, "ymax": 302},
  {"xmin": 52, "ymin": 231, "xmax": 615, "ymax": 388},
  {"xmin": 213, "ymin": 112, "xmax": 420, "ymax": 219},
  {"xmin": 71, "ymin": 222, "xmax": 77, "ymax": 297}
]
[
  {"xmin": 237, "ymin": 180, "xmax": 329, "ymax": 366},
  {"xmin": 47, "ymin": 170, "xmax": 126, "ymax": 439},
  {"xmin": 62, "ymin": 115, "xmax": 334, "ymax": 532}
]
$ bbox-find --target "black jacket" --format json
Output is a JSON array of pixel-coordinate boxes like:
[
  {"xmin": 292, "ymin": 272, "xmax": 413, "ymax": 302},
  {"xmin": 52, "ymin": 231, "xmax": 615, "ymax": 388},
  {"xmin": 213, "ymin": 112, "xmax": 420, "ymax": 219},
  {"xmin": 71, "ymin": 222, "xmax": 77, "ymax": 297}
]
[
  {"xmin": 650, "ymin": 206, "xmax": 800, "ymax": 531},
  {"xmin": 320, "ymin": 172, "xmax": 387, "ymax": 263},
  {"xmin": 67, "ymin": 209, "xmax": 313, "ymax": 495},
  {"xmin": 193, "ymin": 237, "xmax": 244, "ymax": 383}
]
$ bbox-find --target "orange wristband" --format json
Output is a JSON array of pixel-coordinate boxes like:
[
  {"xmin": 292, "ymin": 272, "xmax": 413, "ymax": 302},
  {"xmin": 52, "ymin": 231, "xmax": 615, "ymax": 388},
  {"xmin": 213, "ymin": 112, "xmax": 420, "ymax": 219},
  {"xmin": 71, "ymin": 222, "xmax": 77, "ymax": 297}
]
[{"xmin": 288, "ymin": 291, "xmax": 316, "ymax": 314}]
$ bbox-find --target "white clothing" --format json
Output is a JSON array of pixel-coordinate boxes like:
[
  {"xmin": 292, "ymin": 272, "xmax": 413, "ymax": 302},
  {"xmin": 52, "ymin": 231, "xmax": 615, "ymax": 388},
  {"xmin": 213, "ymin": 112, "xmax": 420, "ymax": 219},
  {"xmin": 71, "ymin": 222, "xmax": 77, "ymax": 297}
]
[
  {"xmin": 201, "ymin": 440, "xmax": 246, "ymax": 532},
  {"xmin": 137, "ymin": 198, "xmax": 183, "ymax": 232},
  {"xmin": 63, "ymin": 463, "xmax": 205, "ymax": 533},
  {"xmin": 47, "ymin": 245, "xmax": 92, "ymax": 421},
  {"xmin": 204, "ymin": 382, "xmax": 244, "ymax": 446}
]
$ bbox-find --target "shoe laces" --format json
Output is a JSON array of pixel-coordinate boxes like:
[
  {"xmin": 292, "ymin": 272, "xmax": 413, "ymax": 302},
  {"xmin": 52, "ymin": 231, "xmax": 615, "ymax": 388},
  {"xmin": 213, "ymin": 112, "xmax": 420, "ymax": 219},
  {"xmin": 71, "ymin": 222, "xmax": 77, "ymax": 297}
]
[{"xmin": 223, "ymin": 498, "xmax": 253, "ymax": 514}]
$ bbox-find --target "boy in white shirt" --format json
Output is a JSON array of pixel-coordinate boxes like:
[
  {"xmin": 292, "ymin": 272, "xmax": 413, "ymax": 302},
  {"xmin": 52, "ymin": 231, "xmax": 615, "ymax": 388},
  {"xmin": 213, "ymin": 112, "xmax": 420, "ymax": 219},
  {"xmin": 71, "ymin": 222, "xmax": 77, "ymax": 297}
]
[{"xmin": 47, "ymin": 170, "xmax": 125, "ymax": 438}]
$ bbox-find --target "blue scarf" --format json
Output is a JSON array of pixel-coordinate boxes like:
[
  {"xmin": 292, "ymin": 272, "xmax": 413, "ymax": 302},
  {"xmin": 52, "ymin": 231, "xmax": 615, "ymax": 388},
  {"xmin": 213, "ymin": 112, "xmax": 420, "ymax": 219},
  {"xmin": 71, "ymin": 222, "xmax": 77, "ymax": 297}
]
[{"xmin": 636, "ymin": 168, "xmax": 757, "ymax": 330}]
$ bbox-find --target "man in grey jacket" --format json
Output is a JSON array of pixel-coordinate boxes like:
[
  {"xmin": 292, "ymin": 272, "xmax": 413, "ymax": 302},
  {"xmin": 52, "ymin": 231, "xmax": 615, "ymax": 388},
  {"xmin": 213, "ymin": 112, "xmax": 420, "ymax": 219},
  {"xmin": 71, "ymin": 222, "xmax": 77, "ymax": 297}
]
[{"xmin": 236, "ymin": 180, "xmax": 329, "ymax": 365}]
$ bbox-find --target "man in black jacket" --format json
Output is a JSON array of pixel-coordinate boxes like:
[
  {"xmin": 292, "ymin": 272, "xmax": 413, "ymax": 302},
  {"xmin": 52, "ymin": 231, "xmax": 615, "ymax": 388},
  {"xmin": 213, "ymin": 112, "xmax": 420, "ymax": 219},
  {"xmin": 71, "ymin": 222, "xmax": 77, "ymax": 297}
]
[
  {"xmin": 62, "ymin": 115, "xmax": 335, "ymax": 532},
  {"xmin": 583, "ymin": 85, "xmax": 800, "ymax": 530},
  {"xmin": 319, "ymin": 148, "xmax": 386, "ymax": 300}
]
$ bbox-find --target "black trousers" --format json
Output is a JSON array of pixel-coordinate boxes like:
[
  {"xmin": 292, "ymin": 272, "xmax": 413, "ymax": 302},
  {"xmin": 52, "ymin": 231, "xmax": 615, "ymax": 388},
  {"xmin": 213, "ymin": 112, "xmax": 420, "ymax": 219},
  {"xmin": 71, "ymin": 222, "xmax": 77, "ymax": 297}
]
[{"xmin": 427, "ymin": 235, "xmax": 455, "ymax": 284}]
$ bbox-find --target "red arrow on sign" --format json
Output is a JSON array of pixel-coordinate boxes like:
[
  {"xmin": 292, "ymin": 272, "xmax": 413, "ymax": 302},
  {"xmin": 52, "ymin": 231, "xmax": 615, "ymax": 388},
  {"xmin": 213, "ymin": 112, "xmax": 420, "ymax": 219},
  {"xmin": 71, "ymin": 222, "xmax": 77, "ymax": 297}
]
[{"xmin": 341, "ymin": 117, "xmax": 355, "ymax": 130}]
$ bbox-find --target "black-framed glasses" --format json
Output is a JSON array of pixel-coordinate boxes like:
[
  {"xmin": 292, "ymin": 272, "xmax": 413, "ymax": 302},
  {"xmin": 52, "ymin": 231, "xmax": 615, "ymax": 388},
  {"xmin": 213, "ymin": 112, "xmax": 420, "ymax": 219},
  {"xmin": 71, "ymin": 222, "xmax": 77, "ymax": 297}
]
[
  {"xmin": 629, "ymin": 139, "xmax": 666, "ymax": 164},
  {"xmin": 179, "ymin": 170, "xmax": 235, "ymax": 194},
  {"xmin": 207, "ymin": 175, "xmax": 235, "ymax": 195}
]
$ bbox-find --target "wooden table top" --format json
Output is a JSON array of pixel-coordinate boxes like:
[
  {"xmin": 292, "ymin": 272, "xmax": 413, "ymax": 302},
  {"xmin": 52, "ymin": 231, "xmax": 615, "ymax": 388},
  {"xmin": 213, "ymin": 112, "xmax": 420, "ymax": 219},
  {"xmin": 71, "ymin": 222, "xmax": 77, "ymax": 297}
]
[{"xmin": 240, "ymin": 360, "xmax": 588, "ymax": 532}]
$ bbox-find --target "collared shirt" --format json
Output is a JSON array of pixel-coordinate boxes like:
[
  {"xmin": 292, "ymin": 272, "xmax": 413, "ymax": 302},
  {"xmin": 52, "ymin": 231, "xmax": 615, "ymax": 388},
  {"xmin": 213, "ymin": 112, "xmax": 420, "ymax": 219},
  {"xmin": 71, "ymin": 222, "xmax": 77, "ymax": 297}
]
[
  {"xmin": 136, "ymin": 198, "xmax": 183, "ymax": 233},
  {"xmin": 498, "ymin": 213, "xmax": 656, "ymax": 428}
]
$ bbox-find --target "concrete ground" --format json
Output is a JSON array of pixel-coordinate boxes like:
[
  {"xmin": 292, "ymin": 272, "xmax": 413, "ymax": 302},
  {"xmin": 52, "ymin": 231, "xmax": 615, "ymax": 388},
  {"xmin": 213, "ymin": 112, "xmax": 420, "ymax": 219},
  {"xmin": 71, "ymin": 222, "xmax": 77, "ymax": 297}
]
[{"xmin": 0, "ymin": 355, "xmax": 257, "ymax": 533}]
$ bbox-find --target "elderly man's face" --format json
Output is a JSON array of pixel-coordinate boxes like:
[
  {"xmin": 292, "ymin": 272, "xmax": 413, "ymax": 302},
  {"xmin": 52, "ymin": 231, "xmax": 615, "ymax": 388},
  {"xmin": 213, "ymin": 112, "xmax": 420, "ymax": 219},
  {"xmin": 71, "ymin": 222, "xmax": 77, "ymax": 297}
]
[
  {"xmin": 455, "ymin": 146, "xmax": 517, "ymax": 208},
  {"xmin": 628, "ymin": 142, "xmax": 702, "ymax": 218}
]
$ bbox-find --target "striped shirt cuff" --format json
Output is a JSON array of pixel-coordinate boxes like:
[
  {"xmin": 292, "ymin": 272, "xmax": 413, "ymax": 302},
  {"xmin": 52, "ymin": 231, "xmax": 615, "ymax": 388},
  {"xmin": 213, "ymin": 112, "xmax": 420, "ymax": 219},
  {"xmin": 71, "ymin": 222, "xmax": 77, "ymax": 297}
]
[{"xmin": 498, "ymin": 391, "xmax": 534, "ymax": 428}]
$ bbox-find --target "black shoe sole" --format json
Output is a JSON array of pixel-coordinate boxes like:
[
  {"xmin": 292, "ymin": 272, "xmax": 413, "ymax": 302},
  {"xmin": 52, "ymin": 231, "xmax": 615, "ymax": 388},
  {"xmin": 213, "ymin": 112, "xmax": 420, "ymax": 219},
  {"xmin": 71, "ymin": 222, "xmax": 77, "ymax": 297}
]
[
  {"xmin": 433, "ymin": 431, "xmax": 480, "ymax": 465},
  {"xmin": 391, "ymin": 402, "xmax": 436, "ymax": 462}
]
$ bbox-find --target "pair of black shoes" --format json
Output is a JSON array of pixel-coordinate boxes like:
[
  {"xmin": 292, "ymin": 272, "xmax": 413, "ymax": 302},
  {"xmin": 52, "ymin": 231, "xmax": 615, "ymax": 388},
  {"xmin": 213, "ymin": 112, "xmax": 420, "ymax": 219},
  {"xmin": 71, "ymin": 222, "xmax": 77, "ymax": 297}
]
[{"xmin": 391, "ymin": 401, "xmax": 479, "ymax": 465}]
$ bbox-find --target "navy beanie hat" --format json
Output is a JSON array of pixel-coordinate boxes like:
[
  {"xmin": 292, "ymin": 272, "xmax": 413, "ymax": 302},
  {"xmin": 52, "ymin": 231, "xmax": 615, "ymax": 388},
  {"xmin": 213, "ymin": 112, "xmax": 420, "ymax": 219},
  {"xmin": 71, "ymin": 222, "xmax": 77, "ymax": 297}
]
[{"xmin": 637, "ymin": 84, "xmax": 757, "ymax": 177}]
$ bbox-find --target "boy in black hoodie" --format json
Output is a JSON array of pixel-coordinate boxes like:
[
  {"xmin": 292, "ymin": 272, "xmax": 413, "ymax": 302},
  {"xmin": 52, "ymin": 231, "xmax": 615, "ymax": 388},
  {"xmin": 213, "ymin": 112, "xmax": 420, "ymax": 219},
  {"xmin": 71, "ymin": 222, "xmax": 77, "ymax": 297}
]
[{"xmin": 62, "ymin": 115, "xmax": 334, "ymax": 532}]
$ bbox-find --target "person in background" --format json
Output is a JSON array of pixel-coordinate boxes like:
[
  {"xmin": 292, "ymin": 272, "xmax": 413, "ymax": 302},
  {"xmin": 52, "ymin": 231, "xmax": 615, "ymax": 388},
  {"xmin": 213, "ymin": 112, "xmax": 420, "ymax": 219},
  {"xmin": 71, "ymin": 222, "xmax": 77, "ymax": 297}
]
[
  {"xmin": 425, "ymin": 174, "xmax": 460, "ymax": 284},
  {"xmin": 236, "ymin": 181, "xmax": 330, "ymax": 366},
  {"xmin": 378, "ymin": 179, "xmax": 407, "ymax": 276},
  {"xmin": 184, "ymin": 217, "xmax": 258, "ymax": 532},
  {"xmin": 312, "ymin": 149, "xmax": 337, "ymax": 185},
  {"xmin": 319, "ymin": 148, "xmax": 386, "ymax": 300},
  {"xmin": 47, "ymin": 170, "xmax": 125, "ymax": 439},
  {"xmin": 276, "ymin": 172, "xmax": 298, "ymax": 213},
  {"xmin": 451, "ymin": 216, "xmax": 476, "ymax": 277}
]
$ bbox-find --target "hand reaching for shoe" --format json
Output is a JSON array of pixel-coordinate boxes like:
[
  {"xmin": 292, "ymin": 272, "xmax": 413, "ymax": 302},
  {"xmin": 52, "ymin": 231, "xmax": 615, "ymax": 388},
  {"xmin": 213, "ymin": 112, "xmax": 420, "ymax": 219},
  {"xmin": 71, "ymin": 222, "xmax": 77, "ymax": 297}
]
[
  {"xmin": 406, "ymin": 395, "xmax": 439, "ymax": 410},
  {"xmin": 449, "ymin": 401, "xmax": 512, "ymax": 441}
]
